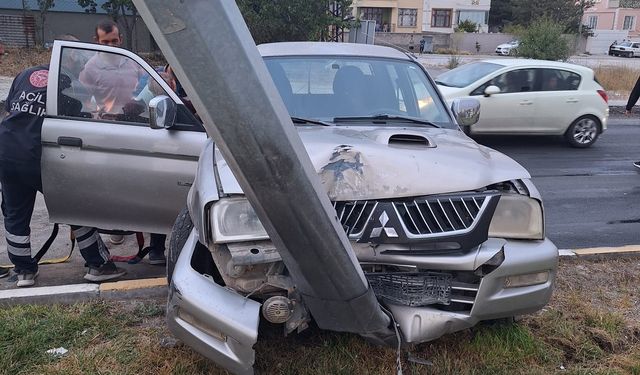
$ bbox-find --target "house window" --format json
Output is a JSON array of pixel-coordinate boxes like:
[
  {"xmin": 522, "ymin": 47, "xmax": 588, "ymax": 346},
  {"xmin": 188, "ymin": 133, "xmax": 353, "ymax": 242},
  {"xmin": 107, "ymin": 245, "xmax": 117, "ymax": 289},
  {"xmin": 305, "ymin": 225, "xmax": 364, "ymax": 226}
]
[
  {"xmin": 432, "ymin": 9, "xmax": 452, "ymax": 28},
  {"xmin": 588, "ymin": 16, "xmax": 598, "ymax": 29},
  {"xmin": 623, "ymin": 15, "xmax": 635, "ymax": 30},
  {"xmin": 398, "ymin": 8, "xmax": 417, "ymax": 27},
  {"xmin": 458, "ymin": 10, "xmax": 488, "ymax": 26},
  {"xmin": 360, "ymin": 7, "xmax": 389, "ymax": 32}
]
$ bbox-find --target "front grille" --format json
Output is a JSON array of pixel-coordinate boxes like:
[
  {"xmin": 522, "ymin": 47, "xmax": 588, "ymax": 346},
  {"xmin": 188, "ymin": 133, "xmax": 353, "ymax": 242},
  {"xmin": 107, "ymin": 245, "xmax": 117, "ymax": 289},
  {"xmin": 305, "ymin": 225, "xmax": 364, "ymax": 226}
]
[
  {"xmin": 393, "ymin": 195, "xmax": 485, "ymax": 235},
  {"xmin": 333, "ymin": 192, "xmax": 495, "ymax": 241},
  {"xmin": 365, "ymin": 270, "xmax": 480, "ymax": 311},
  {"xmin": 367, "ymin": 272, "xmax": 452, "ymax": 307},
  {"xmin": 333, "ymin": 200, "xmax": 377, "ymax": 237},
  {"xmin": 449, "ymin": 280, "xmax": 479, "ymax": 311}
]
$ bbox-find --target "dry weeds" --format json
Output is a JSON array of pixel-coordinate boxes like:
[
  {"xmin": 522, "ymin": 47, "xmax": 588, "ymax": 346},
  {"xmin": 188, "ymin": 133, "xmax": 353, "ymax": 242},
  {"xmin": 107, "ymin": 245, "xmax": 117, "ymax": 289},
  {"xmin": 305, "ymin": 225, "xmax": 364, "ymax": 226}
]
[
  {"xmin": 594, "ymin": 65, "xmax": 640, "ymax": 101},
  {"xmin": 0, "ymin": 48, "xmax": 51, "ymax": 77}
]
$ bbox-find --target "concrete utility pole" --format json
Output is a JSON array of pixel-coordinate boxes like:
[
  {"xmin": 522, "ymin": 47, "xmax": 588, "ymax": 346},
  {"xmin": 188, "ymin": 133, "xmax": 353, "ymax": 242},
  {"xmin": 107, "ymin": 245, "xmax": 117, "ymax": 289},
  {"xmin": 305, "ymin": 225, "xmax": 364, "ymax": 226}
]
[{"xmin": 133, "ymin": 0, "xmax": 395, "ymax": 341}]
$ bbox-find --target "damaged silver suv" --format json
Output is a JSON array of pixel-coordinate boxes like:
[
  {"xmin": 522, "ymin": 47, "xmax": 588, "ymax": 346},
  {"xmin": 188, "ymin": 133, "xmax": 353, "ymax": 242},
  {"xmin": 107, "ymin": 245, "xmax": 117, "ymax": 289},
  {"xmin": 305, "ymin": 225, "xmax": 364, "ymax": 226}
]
[{"xmin": 167, "ymin": 43, "xmax": 558, "ymax": 373}]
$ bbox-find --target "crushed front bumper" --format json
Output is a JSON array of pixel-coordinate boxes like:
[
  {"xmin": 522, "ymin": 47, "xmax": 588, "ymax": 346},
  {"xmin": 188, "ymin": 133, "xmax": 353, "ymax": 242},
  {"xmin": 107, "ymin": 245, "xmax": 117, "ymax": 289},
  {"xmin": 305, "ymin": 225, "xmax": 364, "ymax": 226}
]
[
  {"xmin": 167, "ymin": 229, "xmax": 260, "ymax": 375},
  {"xmin": 372, "ymin": 238, "xmax": 558, "ymax": 343},
  {"xmin": 169, "ymin": 231, "xmax": 557, "ymax": 372}
]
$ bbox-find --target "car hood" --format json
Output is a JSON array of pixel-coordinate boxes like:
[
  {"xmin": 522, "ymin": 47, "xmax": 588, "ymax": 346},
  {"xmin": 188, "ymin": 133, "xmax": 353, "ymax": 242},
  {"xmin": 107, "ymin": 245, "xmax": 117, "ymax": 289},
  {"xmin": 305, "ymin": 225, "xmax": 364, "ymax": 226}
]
[
  {"xmin": 435, "ymin": 85, "xmax": 468, "ymax": 100},
  {"xmin": 215, "ymin": 126, "xmax": 530, "ymax": 201},
  {"xmin": 496, "ymin": 43, "xmax": 512, "ymax": 49}
]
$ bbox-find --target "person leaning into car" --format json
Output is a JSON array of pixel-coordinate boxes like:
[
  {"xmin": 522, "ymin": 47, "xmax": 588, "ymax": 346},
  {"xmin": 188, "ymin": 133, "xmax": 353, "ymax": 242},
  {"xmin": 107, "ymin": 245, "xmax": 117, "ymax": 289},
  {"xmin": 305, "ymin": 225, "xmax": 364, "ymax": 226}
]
[
  {"xmin": 625, "ymin": 74, "xmax": 640, "ymax": 168},
  {"xmin": 0, "ymin": 35, "xmax": 126, "ymax": 287}
]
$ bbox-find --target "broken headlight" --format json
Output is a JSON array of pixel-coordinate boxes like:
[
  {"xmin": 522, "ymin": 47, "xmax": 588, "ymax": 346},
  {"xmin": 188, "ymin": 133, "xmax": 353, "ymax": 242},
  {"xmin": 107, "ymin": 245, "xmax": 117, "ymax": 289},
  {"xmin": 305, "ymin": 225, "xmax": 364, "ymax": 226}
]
[
  {"xmin": 210, "ymin": 197, "xmax": 268, "ymax": 243},
  {"xmin": 488, "ymin": 194, "xmax": 543, "ymax": 240}
]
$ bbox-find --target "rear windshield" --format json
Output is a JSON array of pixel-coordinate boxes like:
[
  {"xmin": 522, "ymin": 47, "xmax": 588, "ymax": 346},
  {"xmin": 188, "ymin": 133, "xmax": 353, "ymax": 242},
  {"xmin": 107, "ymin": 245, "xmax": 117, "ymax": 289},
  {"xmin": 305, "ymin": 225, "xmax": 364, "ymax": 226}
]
[{"xmin": 435, "ymin": 62, "xmax": 504, "ymax": 88}]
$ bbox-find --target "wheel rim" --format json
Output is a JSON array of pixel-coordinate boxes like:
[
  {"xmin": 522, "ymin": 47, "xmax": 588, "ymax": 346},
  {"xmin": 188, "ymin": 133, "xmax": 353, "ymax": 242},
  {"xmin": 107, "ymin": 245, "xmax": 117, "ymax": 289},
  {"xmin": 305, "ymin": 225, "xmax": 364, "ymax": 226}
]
[{"xmin": 572, "ymin": 118, "xmax": 597, "ymax": 145}]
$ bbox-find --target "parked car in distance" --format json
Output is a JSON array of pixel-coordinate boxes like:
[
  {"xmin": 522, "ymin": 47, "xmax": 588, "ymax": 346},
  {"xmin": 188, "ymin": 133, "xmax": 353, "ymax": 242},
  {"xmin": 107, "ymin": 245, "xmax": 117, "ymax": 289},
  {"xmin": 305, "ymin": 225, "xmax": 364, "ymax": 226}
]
[
  {"xmin": 609, "ymin": 41, "xmax": 640, "ymax": 57},
  {"xmin": 495, "ymin": 40, "xmax": 519, "ymax": 56},
  {"xmin": 44, "ymin": 40, "xmax": 558, "ymax": 374},
  {"xmin": 435, "ymin": 59, "xmax": 609, "ymax": 148}
]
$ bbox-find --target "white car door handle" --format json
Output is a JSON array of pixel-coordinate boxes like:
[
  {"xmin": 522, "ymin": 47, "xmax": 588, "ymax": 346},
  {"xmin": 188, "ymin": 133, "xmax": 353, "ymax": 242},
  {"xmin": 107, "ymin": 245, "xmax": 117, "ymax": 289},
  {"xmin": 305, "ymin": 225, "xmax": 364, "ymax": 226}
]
[
  {"xmin": 566, "ymin": 98, "xmax": 579, "ymax": 103},
  {"xmin": 519, "ymin": 100, "xmax": 533, "ymax": 105}
]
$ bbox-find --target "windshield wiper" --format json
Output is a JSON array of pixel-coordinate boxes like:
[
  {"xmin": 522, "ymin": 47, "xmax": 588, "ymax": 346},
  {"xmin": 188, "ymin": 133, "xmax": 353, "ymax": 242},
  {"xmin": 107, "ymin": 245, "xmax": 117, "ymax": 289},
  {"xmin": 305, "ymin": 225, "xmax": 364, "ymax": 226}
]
[
  {"xmin": 333, "ymin": 114, "xmax": 440, "ymax": 128},
  {"xmin": 434, "ymin": 80, "xmax": 452, "ymax": 87},
  {"xmin": 290, "ymin": 116, "xmax": 333, "ymax": 126}
]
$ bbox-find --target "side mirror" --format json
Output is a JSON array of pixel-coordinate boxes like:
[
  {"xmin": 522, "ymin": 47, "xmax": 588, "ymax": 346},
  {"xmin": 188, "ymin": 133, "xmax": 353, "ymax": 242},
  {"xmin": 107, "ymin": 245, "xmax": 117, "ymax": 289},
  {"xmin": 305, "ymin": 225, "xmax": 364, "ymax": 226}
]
[
  {"xmin": 451, "ymin": 98, "xmax": 480, "ymax": 127},
  {"xmin": 149, "ymin": 95, "xmax": 177, "ymax": 129},
  {"xmin": 484, "ymin": 85, "xmax": 500, "ymax": 97}
]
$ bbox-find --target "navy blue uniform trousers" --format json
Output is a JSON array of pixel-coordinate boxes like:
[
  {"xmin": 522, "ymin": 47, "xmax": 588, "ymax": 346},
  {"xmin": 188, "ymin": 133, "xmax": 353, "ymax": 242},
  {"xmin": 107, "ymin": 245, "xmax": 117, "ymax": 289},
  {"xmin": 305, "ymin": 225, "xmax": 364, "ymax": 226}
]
[{"xmin": 0, "ymin": 161, "xmax": 110, "ymax": 273}]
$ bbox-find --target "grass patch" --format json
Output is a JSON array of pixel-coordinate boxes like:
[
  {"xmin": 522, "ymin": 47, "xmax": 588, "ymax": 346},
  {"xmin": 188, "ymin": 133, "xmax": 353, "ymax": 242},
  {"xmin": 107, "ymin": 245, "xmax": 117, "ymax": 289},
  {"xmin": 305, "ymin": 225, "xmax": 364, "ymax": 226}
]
[{"xmin": 1, "ymin": 260, "xmax": 640, "ymax": 374}]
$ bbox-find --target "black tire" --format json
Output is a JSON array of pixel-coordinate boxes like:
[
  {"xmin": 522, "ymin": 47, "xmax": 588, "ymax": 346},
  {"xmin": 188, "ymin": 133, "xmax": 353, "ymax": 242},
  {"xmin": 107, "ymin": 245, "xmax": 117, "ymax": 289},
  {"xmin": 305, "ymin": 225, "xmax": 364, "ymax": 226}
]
[
  {"xmin": 167, "ymin": 207, "xmax": 193, "ymax": 284},
  {"xmin": 565, "ymin": 116, "xmax": 600, "ymax": 148}
]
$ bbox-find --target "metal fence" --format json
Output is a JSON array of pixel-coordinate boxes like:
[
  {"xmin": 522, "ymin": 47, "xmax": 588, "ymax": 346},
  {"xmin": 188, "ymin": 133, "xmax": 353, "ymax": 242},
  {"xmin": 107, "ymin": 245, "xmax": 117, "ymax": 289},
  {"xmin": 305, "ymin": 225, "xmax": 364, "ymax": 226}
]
[{"xmin": 0, "ymin": 14, "xmax": 36, "ymax": 47}]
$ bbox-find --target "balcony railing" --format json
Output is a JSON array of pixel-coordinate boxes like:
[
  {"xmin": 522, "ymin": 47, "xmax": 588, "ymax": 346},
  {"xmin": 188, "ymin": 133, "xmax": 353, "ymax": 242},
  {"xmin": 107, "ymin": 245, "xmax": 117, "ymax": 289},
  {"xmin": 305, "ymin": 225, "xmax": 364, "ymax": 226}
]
[{"xmin": 620, "ymin": 0, "xmax": 640, "ymax": 8}]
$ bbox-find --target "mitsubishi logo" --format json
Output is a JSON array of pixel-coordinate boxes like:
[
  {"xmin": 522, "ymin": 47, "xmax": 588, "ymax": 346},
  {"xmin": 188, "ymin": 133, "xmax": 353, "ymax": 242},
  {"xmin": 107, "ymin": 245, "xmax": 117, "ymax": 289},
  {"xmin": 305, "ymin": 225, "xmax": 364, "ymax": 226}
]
[{"xmin": 369, "ymin": 211, "xmax": 399, "ymax": 239}]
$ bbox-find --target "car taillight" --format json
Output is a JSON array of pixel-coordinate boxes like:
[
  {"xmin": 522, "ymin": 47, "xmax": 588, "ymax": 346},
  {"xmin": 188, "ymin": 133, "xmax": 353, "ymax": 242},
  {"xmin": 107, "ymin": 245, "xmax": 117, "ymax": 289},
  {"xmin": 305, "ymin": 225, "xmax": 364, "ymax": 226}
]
[{"xmin": 597, "ymin": 89, "xmax": 608, "ymax": 104}]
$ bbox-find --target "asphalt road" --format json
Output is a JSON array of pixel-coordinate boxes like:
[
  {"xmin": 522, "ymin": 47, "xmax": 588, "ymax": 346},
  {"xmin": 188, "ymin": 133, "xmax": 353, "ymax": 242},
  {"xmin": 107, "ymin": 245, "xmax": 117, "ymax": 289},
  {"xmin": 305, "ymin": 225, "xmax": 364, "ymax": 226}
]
[{"xmin": 477, "ymin": 117, "xmax": 640, "ymax": 249}]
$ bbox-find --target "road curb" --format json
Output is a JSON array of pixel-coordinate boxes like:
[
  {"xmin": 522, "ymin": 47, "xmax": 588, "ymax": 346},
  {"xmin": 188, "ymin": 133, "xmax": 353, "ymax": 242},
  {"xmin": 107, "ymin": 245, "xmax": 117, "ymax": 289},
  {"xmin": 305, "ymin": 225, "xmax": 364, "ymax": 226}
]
[
  {"xmin": 0, "ymin": 277, "xmax": 167, "ymax": 306},
  {"xmin": 559, "ymin": 245, "xmax": 640, "ymax": 259}
]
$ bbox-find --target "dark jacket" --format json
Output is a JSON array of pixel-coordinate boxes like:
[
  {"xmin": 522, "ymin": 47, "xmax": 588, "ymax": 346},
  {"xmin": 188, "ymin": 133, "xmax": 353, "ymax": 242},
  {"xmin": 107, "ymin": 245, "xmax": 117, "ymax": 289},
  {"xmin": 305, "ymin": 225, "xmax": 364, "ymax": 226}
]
[{"xmin": 626, "ymin": 75, "xmax": 640, "ymax": 111}]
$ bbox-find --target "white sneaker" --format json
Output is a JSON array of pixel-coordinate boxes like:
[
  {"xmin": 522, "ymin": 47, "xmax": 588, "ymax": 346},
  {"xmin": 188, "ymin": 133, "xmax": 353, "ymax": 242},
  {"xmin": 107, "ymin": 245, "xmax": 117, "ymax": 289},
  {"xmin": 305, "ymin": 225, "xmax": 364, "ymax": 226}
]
[
  {"xmin": 109, "ymin": 234, "xmax": 125, "ymax": 245},
  {"xmin": 16, "ymin": 270, "xmax": 39, "ymax": 287}
]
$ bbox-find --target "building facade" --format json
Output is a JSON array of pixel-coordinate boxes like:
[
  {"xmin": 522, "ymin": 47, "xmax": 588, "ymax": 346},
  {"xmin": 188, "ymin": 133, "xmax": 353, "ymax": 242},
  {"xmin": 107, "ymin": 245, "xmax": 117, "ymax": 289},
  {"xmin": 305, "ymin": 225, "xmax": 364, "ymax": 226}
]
[
  {"xmin": 583, "ymin": 0, "xmax": 640, "ymax": 38},
  {"xmin": 422, "ymin": 0, "xmax": 491, "ymax": 33},
  {"xmin": 351, "ymin": 0, "xmax": 424, "ymax": 34}
]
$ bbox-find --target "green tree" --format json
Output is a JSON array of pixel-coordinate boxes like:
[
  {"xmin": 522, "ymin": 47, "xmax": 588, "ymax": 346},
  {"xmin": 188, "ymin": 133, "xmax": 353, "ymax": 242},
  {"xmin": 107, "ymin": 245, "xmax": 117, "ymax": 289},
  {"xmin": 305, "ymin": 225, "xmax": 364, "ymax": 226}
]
[
  {"xmin": 490, "ymin": 0, "xmax": 595, "ymax": 32},
  {"xmin": 76, "ymin": 0, "xmax": 139, "ymax": 51},
  {"xmin": 488, "ymin": 0, "xmax": 515, "ymax": 31},
  {"xmin": 36, "ymin": 0, "xmax": 54, "ymax": 47},
  {"xmin": 516, "ymin": 17, "xmax": 569, "ymax": 61},
  {"xmin": 237, "ymin": 0, "xmax": 353, "ymax": 44},
  {"xmin": 511, "ymin": 0, "xmax": 595, "ymax": 33},
  {"xmin": 455, "ymin": 19, "xmax": 477, "ymax": 33}
]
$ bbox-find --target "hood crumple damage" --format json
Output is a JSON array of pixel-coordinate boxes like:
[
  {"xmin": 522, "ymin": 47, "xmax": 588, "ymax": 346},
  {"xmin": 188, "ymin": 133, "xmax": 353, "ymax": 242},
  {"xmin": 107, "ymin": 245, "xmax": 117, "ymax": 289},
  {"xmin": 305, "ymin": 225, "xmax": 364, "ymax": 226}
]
[{"xmin": 216, "ymin": 127, "xmax": 530, "ymax": 200}]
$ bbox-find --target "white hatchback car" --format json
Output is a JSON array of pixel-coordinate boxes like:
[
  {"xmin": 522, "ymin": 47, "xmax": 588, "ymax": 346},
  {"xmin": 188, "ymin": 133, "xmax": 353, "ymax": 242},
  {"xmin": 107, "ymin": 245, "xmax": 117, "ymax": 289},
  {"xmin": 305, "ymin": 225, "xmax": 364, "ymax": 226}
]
[{"xmin": 435, "ymin": 59, "xmax": 609, "ymax": 147}]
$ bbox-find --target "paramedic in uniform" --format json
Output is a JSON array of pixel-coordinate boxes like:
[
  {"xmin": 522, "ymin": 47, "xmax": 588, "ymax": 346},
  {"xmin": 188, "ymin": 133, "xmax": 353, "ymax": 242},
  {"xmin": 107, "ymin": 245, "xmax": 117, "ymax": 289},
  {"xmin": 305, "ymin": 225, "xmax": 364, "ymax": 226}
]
[{"xmin": 0, "ymin": 36, "xmax": 126, "ymax": 287}]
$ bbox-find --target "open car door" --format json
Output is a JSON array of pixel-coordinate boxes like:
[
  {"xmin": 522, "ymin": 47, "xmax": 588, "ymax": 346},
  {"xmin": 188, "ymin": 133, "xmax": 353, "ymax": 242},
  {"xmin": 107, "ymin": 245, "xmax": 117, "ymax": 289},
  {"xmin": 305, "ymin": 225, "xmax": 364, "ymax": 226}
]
[{"xmin": 42, "ymin": 40, "xmax": 207, "ymax": 234}]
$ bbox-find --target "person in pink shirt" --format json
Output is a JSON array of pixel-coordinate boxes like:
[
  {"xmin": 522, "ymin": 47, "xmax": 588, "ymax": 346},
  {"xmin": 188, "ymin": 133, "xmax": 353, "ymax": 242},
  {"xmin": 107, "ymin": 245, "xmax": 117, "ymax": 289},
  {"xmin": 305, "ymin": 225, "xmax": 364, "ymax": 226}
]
[{"xmin": 79, "ymin": 21, "xmax": 144, "ymax": 117}]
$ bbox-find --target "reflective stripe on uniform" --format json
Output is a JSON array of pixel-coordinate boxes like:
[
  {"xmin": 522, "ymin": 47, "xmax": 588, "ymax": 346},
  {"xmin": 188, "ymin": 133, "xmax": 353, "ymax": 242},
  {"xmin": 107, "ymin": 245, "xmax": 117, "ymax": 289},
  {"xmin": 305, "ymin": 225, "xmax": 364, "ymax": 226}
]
[
  {"xmin": 5, "ymin": 233, "xmax": 30, "ymax": 244},
  {"xmin": 72, "ymin": 226, "xmax": 93, "ymax": 239},
  {"xmin": 97, "ymin": 238, "xmax": 110, "ymax": 262},
  {"xmin": 77, "ymin": 233, "xmax": 99, "ymax": 250},
  {"xmin": 7, "ymin": 243, "xmax": 31, "ymax": 257}
]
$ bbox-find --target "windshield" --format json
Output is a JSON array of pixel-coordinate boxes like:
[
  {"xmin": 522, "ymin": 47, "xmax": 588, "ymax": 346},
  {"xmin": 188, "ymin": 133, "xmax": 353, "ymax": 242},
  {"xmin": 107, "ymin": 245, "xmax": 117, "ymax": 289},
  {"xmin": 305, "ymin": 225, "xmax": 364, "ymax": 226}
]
[
  {"xmin": 620, "ymin": 41, "xmax": 633, "ymax": 47},
  {"xmin": 435, "ymin": 62, "xmax": 504, "ymax": 88},
  {"xmin": 264, "ymin": 56, "xmax": 455, "ymax": 129}
]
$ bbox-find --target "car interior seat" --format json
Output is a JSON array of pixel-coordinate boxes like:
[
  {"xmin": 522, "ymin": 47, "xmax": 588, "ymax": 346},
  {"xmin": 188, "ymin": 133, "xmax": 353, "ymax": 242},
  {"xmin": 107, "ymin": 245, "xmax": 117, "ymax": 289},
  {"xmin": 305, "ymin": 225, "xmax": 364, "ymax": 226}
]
[
  {"xmin": 332, "ymin": 65, "xmax": 369, "ymax": 117},
  {"xmin": 266, "ymin": 62, "xmax": 295, "ymax": 114}
]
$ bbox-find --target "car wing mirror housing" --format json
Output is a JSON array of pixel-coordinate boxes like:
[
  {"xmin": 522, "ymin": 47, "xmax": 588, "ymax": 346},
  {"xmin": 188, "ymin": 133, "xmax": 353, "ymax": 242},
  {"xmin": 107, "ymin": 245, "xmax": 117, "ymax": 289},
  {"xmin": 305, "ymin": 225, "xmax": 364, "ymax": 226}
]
[
  {"xmin": 451, "ymin": 98, "xmax": 480, "ymax": 127},
  {"xmin": 149, "ymin": 95, "xmax": 177, "ymax": 129},
  {"xmin": 484, "ymin": 85, "xmax": 500, "ymax": 97}
]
